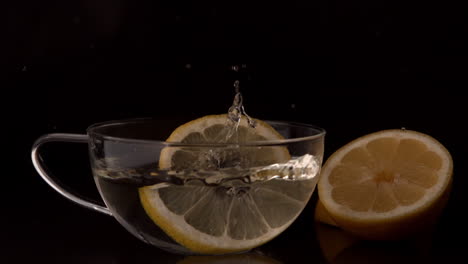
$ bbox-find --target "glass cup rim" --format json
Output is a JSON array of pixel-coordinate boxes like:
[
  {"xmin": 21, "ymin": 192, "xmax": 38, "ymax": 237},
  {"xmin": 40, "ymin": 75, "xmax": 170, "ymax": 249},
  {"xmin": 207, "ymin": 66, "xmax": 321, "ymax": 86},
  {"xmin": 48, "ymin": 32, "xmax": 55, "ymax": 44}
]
[{"xmin": 86, "ymin": 118, "xmax": 326, "ymax": 147}]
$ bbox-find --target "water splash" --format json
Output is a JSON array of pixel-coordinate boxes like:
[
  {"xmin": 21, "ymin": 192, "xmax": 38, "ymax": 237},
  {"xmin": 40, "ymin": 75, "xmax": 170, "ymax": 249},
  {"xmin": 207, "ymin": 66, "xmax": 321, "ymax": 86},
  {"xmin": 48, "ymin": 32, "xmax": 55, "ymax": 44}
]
[
  {"xmin": 225, "ymin": 79, "xmax": 257, "ymax": 141},
  {"xmin": 225, "ymin": 63, "xmax": 257, "ymax": 139},
  {"xmin": 95, "ymin": 154, "xmax": 320, "ymax": 187}
]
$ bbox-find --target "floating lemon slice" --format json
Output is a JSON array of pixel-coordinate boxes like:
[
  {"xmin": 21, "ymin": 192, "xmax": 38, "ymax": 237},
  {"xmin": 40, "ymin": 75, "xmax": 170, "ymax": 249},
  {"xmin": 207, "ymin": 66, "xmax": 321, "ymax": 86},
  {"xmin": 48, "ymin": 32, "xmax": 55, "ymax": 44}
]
[
  {"xmin": 317, "ymin": 129, "xmax": 452, "ymax": 239},
  {"xmin": 139, "ymin": 114, "xmax": 315, "ymax": 254}
]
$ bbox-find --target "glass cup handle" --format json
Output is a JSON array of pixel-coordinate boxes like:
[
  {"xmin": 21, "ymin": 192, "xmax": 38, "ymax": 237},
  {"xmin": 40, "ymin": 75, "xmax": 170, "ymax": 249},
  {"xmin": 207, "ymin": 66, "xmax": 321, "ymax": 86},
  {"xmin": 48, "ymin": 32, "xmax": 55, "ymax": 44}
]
[{"xmin": 31, "ymin": 133, "xmax": 112, "ymax": 216}]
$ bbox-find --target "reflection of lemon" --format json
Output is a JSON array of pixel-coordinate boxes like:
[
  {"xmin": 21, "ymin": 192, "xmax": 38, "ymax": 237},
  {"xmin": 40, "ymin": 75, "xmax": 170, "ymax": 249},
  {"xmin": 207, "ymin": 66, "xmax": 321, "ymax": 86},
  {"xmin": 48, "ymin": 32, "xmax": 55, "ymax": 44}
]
[
  {"xmin": 178, "ymin": 253, "xmax": 282, "ymax": 264},
  {"xmin": 315, "ymin": 222, "xmax": 359, "ymax": 263},
  {"xmin": 315, "ymin": 221, "xmax": 435, "ymax": 264},
  {"xmin": 317, "ymin": 129, "xmax": 452, "ymax": 240},
  {"xmin": 315, "ymin": 199, "xmax": 338, "ymax": 227},
  {"xmin": 139, "ymin": 114, "xmax": 316, "ymax": 254}
]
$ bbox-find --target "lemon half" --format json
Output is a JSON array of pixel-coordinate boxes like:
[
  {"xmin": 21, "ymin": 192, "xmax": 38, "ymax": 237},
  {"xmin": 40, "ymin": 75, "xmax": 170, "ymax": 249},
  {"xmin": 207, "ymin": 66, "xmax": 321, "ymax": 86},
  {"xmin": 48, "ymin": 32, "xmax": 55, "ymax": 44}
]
[{"xmin": 317, "ymin": 129, "xmax": 452, "ymax": 239}]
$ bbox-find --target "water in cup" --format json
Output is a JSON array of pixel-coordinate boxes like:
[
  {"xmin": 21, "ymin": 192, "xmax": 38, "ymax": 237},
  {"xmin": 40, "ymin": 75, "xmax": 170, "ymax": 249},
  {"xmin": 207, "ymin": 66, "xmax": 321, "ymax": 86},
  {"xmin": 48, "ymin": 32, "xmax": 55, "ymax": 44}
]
[
  {"xmin": 91, "ymin": 83, "xmax": 322, "ymax": 254},
  {"xmin": 93, "ymin": 153, "xmax": 320, "ymax": 255}
]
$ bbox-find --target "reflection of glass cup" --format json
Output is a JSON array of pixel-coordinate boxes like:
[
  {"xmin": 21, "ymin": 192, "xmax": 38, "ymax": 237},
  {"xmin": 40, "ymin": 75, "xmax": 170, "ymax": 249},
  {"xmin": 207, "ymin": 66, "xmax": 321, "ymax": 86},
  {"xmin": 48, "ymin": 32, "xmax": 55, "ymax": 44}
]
[
  {"xmin": 32, "ymin": 119, "xmax": 325, "ymax": 255},
  {"xmin": 178, "ymin": 253, "xmax": 282, "ymax": 264}
]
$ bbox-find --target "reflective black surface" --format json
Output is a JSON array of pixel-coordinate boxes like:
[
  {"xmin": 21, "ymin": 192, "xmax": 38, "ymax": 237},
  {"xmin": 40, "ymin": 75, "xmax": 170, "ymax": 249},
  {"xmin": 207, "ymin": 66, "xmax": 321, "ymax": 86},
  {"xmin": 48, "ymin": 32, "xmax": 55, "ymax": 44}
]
[{"xmin": 4, "ymin": 0, "xmax": 468, "ymax": 263}]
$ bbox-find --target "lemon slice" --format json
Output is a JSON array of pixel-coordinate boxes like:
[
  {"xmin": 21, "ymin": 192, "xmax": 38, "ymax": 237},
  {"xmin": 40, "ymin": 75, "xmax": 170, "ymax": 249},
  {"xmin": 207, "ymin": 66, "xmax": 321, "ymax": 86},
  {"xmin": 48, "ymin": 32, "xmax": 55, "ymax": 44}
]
[
  {"xmin": 158, "ymin": 114, "xmax": 289, "ymax": 170},
  {"xmin": 139, "ymin": 114, "xmax": 316, "ymax": 254},
  {"xmin": 317, "ymin": 129, "xmax": 453, "ymax": 239}
]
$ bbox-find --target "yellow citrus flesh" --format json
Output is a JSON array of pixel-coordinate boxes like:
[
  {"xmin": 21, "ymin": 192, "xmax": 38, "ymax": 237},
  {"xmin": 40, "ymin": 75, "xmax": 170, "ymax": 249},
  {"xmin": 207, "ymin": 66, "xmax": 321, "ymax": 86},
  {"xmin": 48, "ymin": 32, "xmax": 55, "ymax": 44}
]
[
  {"xmin": 139, "ymin": 114, "xmax": 315, "ymax": 254},
  {"xmin": 317, "ymin": 129, "xmax": 452, "ymax": 240}
]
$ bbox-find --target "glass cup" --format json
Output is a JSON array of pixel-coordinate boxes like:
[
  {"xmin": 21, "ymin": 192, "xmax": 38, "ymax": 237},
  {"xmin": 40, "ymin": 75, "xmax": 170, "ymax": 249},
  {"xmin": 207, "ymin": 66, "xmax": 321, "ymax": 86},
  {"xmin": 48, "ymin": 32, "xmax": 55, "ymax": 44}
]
[{"xmin": 31, "ymin": 118, "xmax": 325, "ymax": 255}]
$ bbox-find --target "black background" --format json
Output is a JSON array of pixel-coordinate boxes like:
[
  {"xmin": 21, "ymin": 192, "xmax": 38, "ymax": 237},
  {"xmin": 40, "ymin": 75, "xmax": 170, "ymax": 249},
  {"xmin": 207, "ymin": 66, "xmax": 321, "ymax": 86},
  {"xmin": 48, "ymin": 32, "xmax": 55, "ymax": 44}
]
[{"xmin": 3, "ymin": 0, "xmax": 468, "ymax": 263}]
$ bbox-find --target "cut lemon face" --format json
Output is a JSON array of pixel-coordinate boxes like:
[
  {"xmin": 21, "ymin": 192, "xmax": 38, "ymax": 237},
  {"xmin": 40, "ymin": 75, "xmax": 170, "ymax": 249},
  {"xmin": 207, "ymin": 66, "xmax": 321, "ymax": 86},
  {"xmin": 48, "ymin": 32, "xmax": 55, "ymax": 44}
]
[
  {"xmin": 317, "ymin": 129, "xmax": 452, "ymax": 239},
  {"xmin": 139, "ymin": 114, "xmax": 316, "ymax": 254}
]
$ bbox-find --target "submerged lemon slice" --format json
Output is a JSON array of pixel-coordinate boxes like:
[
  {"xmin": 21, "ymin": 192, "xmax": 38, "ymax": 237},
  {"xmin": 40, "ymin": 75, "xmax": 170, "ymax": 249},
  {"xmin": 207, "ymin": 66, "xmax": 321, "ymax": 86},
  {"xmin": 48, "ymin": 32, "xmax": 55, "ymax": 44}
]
[
  {"xmin": 317, "ymin": 129, "xmax": 453, "ymax": 239},
  {"xmin": 139, "ymin": 114, "xmax": 316, "ymax": 254}
]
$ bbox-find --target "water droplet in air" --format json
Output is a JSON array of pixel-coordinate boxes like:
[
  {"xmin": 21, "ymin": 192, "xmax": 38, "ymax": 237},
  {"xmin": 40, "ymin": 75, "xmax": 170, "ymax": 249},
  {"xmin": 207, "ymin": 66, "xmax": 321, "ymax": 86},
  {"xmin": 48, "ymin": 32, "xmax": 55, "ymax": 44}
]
[
  {"xmin": 233, "ymin": 80, "xmax": 240, "ymax": 93},
  {"xmin": 73, "ymin": 16, "xmax": 81, "ymax": 25}
]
